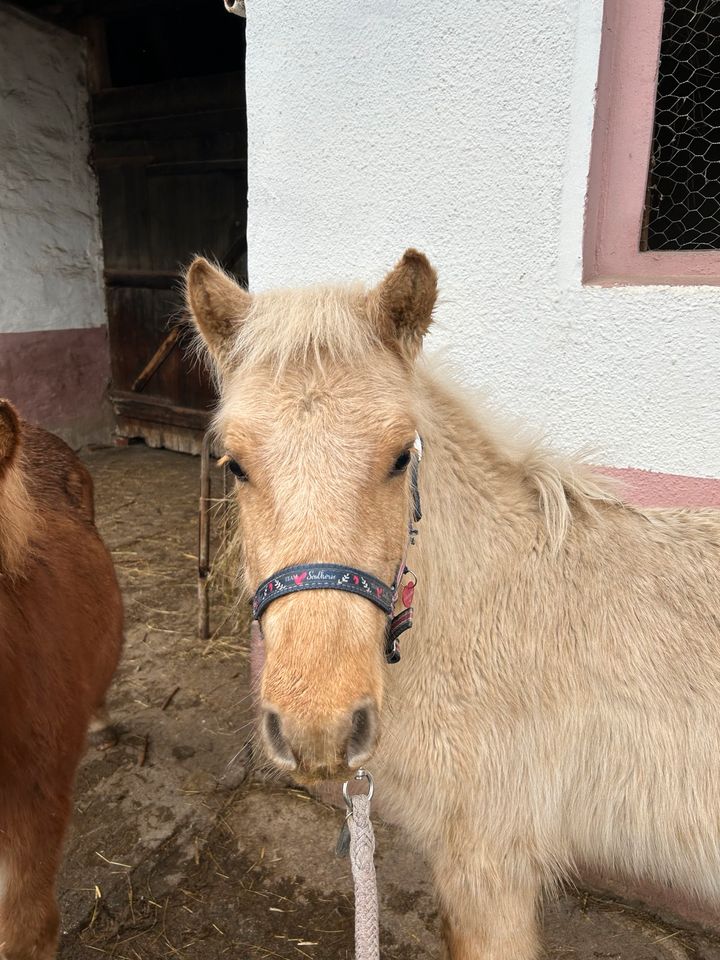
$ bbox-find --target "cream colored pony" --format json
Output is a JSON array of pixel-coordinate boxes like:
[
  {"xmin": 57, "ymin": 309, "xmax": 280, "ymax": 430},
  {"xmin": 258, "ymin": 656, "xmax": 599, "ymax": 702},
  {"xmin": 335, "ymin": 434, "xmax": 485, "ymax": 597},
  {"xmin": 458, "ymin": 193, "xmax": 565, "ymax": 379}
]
[{"xmin": 187, "ymin": 251, "xmax": 720, "ymax": 960}]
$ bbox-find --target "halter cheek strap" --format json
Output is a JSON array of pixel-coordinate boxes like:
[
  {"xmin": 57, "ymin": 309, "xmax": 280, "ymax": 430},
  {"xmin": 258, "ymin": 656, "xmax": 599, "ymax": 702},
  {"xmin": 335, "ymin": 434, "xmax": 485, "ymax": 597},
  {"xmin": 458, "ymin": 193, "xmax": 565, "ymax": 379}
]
[{"xmin": 250, "ymin": 435, "xmax": 423, "ymax": 664}]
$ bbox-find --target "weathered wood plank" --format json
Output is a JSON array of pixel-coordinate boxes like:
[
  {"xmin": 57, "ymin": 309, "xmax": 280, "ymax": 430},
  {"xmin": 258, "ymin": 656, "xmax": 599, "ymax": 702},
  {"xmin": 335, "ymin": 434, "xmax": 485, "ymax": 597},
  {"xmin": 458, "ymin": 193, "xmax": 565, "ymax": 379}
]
[
  {"xmin": 92, "ymin": 71, "xmax": 244, "ymax": 125},
  {"xmin": 111, "ymin": 391, "xmax": 211, "ymax": 431},
  {"xmin": 105, "ymin": 270, "xmax": 179, "ymax": 289},
  {"xmin": 92, "ymin": 108, "xmax": 246, "ymax": 143},
  {"xmin": 147, "ymin": 159, "xmax": 247, "ymax": 176}
]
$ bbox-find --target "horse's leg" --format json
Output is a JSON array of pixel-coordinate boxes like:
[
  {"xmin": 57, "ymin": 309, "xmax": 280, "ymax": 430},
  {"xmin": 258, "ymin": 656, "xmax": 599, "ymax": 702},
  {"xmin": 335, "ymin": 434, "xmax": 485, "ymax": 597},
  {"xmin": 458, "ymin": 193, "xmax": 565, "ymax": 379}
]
[
  {"xmin": 0, "ymin": 792, "xmax": 70, "ymax": 960},
  {"xmin": 433, "ymin": 849, "xmax": 541, "ymax": 960}
]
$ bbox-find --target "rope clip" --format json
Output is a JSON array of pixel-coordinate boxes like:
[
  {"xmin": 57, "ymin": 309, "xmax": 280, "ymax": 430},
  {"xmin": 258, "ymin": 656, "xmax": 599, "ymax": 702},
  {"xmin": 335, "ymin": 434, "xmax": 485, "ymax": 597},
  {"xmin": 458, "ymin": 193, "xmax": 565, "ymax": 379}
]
[
  {"xmin": 343, "ymin": 768, "xmax": 374, "ymax": 812},
  {"xmin": 337, "ymin": 769, "xmax": 374, "ymax": 858}
]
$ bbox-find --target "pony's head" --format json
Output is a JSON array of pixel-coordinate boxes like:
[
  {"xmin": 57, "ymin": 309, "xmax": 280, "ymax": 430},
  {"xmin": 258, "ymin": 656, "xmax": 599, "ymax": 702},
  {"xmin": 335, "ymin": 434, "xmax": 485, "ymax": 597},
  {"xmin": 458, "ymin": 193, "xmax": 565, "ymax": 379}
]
[{"xmin": 186, "ymin": 251, "xmax": 436, "ymax": 780}]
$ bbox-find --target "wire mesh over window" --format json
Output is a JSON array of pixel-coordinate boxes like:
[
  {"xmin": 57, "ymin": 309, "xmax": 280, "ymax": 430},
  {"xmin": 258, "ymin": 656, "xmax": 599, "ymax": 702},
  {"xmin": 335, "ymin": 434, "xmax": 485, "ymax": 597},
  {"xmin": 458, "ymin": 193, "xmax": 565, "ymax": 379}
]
[{"xmin": 643, "ymin": 1, "xmax": 720, "ymax": 250}]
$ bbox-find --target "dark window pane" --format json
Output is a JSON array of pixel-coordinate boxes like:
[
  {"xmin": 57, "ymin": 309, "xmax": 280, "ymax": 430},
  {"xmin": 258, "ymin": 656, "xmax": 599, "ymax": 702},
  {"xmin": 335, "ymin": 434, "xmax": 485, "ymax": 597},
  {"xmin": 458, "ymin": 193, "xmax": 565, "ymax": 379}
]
[{"xmin": 644, "ymin": 0, "xmax": 720, "ymax": 250}]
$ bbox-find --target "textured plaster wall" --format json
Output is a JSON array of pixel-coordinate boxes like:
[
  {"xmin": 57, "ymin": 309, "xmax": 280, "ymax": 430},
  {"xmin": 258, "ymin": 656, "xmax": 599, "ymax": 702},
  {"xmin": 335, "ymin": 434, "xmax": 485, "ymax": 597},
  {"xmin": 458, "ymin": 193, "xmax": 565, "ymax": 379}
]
[
  {"xmin": 0, "ymin": 3, "xmax": 106, "ymax": 335},
  {"xmin": 245, "ymin": 0, "xmax": 719, "ymax": 478}
]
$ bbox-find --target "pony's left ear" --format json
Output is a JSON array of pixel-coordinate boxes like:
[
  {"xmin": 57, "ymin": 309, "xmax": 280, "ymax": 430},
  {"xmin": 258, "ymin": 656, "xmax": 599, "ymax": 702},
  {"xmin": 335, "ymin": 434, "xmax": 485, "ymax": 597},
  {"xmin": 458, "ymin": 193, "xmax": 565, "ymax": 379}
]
[
  {"xmin": 185, "ymin": 257, "xmax": 252, "ymax": 370},
  {"xmin": 371, "ymin": 249, "xmax": 437, "ymax": 358}
]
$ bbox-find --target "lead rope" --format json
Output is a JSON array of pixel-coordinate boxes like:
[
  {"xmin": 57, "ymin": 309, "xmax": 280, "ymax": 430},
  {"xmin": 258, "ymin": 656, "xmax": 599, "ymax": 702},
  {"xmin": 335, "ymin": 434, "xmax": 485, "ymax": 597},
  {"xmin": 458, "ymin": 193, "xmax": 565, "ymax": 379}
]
[{"xmin": 338, "ymin": 770, "xmax": 380, "ymax": 960}]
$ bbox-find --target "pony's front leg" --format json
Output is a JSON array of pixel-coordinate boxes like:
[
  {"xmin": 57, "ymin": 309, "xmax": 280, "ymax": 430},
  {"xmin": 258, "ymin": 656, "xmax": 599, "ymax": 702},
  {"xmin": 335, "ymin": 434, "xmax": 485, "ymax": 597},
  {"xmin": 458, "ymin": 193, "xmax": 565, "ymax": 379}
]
[
  {"xmin": 0, "ymin": 790, "xmax": 71, "ymax": 960},
  {"xmin": 433, "ymin": 849, "xmax": 541, "ymax": 960},
  {"xmin": 0, "ymin": 849, "xmax": 61, "ymax": 960}
]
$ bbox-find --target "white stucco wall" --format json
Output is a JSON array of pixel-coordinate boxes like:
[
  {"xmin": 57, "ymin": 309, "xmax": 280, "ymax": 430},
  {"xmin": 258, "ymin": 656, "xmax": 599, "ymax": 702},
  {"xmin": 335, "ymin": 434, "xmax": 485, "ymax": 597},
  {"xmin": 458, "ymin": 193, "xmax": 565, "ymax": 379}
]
[
  {"xmin": 0, "ymin": 3, "xmax": 106, "ymax": 335},
  {"xmin": 245, "ymin": 0, "xmax": 719, "ymax": 478}
]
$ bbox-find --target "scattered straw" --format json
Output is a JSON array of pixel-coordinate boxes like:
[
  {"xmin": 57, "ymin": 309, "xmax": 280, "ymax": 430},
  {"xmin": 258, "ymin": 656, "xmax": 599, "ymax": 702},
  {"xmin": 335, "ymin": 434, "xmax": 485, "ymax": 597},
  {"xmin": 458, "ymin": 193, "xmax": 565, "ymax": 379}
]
[{"xmin": 95, "ymin": 851, "xmax": 133, "ymax": 869}]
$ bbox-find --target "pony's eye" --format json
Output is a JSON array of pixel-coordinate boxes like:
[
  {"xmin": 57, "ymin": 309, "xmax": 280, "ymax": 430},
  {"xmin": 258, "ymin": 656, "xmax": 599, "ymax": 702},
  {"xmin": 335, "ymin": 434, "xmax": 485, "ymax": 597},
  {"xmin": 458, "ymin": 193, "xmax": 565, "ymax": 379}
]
[
  {"xmin": 392, "ymin": 450, "xmax": 412, "ymax": 475},
  {"xmin": 227, "ymin": 459, "xmax": 248, "ymax": 482}
]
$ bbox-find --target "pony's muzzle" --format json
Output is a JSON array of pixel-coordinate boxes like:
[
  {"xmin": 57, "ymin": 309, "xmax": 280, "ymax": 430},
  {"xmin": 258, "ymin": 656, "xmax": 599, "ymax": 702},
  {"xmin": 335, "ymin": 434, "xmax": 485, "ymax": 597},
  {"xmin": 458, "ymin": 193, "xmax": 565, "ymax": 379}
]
[{"xmin": 260, "ymin": 698, "xmax": 379, "ymax": 777}]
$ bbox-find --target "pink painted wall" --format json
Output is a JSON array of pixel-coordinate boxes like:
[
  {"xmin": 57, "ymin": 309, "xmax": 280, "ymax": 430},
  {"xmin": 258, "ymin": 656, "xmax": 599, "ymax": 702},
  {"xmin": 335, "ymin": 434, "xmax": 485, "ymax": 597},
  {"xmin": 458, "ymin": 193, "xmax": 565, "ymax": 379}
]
[
  {"xmin": 0, "ymin": 328, "xmax": 112, "ymax": 447},
  {"xmin": 602, "ymin": 466, "xmax": 720, "ymax": 508}
]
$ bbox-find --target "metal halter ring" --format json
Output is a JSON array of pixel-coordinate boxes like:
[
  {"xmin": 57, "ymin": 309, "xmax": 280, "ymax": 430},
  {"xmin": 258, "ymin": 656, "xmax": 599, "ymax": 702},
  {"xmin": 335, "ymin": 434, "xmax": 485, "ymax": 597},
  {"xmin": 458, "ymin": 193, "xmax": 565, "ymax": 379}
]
[{"xmin": 343, "ymin": 768, "xmax": 374, "ymax": 811}]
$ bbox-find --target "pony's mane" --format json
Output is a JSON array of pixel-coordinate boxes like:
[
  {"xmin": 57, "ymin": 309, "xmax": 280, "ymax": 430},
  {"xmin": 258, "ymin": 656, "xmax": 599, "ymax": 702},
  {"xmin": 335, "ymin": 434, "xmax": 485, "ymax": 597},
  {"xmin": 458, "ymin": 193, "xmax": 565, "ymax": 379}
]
[
  {"xmin": 424, "ymin": 361, "xmax": 624, "ymax": 549},
  {"xmin": 0, "ymin": 457, "xmax": 35, "ymax": 579},
  {"xmin": 510, "ymin": 436, "xmax": 623, "ymax": 549},
  {"xmin": 226, "ymin": 282, "xmax": 381, "ymax": 374}
]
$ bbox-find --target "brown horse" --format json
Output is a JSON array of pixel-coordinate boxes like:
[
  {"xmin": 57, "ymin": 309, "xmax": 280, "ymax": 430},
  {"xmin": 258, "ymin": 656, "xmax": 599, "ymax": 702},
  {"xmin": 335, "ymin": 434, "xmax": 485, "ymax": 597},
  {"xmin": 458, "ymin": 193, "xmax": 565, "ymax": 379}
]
[
  {"xmin": 187, "ymin": 252, "xmax": 720, "ymax": 960},
  {"xmin": 0, "ymin": 400, "xmax": 122, "ymax": 959}
]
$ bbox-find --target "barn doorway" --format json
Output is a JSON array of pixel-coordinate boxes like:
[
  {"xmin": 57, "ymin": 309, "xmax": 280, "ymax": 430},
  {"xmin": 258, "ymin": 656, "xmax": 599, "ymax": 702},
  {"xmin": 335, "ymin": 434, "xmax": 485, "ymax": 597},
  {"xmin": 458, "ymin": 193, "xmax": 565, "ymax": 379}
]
[{"xmin": 16, "ymin": 0, "xmax": 247, "ymax": 453}]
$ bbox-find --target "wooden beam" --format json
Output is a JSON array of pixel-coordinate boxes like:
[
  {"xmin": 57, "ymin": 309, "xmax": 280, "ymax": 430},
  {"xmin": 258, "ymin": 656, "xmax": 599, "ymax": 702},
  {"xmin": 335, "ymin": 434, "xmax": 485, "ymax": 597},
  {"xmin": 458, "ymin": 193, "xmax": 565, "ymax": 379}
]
[
  {"xmin": 131, "ymin": 327, "xmax": 180, "ymax": 392},
  {"xmin": 76, "ymin": 15, "xmax": 110, "ymax": 91},
  {"xmin": 92, "ymin": 108, "xmax": 246, "ymax": 143},
  {"xmin": 111, "ymin": 391, "xmax": 211, "ymax": 431},
  {"xmin": 92, "ymin": 71, "xmax": 244, "ymax": 125},
  {"xmin": 23, "ymin": 0, "xmax": 204, "ymax": 23},
  {"xmin": 94, "ymin": 154, "xmax": 155, "ymax": 168},
  {"xmin": 90, "ymin": 0, "xmax": 202, "ymax": 15},
  {"xmin": 146, "ymin": 159, "xmax": 247, "ymax": 176},
  {"xmin": 105, "ymin": 270, "xmax": 179, "ymax": 289}
]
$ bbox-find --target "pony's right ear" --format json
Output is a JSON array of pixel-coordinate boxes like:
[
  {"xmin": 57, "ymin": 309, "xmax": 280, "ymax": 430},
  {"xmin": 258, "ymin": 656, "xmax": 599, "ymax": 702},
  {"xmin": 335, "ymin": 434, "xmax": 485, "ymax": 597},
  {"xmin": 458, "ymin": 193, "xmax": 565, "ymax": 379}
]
[
  {"xmin": 185, "ymin": 258, "xmax": 252, "ymax": 370},
  {"xmin": 0, "ymin": 400, "xmax": 21, "ymax": 470}
]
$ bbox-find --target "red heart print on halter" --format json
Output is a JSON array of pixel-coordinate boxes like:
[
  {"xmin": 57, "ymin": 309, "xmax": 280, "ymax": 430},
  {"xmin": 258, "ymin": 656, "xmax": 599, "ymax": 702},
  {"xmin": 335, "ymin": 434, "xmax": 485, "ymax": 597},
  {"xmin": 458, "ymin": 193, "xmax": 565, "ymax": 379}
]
[
  {"xmin": 402, "ymin": 580, "xmax": 415, "ymax": 608},
  {"xmin": 293, "ymin": 572, "xmax": 308, "ymax": 586}
]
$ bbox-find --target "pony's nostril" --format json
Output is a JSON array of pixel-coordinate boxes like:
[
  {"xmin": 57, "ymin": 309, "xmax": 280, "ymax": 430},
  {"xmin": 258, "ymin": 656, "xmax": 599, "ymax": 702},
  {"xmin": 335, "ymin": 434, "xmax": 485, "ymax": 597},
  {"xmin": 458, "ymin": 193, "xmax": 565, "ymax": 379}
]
[
  {"xmin": 346, "ymin": 700, "xmax": 378, "ymax": 768},
  {"xmin": 351, "ymin": 706, "xmax": 371, "ymax": 742},
  {"xmin": 261, "ymin": 707, "xmax": 298, "ymax": 771}
]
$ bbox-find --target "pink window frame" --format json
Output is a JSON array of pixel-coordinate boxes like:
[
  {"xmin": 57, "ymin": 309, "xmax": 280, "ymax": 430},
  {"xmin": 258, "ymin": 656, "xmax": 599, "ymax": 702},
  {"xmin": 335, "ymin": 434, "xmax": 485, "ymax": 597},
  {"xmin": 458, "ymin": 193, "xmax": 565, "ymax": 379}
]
[{"xmin": 584, "ymin": 0, "xmax": 720, "ymax": 285}]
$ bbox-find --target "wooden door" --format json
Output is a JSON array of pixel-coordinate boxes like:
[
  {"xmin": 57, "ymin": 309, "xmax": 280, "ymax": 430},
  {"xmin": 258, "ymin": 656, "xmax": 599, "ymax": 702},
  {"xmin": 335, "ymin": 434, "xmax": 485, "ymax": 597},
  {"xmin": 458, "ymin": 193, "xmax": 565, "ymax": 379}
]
[{"xmin": 92, "ymin": 11, "xmax": 246, "ymax": 453}]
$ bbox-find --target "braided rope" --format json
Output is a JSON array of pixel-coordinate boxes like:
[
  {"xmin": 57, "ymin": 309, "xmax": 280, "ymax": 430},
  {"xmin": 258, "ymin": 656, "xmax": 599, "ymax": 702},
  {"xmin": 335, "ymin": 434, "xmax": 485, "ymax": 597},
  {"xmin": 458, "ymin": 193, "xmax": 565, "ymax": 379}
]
[{"xmin": 348, "ymin": 794, "xmax": 380, "ymax": 960}]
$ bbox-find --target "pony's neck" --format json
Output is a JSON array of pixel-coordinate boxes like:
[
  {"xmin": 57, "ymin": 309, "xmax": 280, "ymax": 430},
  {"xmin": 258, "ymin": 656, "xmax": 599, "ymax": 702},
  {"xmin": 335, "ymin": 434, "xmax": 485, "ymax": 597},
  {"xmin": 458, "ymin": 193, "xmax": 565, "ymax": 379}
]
[
  {"xmin": 0, "ymin": 461, "xmax": 34, "ymax": 579},
  {"xmin": 415, "ymin": 366, "xmax": 540, "ymax": 568},
  {"xmin": 410, "ymin": 361, "xmax": 616, "ymax": 594}
]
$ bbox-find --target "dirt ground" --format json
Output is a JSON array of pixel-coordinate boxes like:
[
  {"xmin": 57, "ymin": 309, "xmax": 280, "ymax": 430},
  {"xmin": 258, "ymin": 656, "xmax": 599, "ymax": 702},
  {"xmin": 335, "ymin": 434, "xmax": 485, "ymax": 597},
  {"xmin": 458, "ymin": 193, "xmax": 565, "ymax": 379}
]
[{"xmin": 55, "ymin": 443, "xmax": 720, "ymax": 960}]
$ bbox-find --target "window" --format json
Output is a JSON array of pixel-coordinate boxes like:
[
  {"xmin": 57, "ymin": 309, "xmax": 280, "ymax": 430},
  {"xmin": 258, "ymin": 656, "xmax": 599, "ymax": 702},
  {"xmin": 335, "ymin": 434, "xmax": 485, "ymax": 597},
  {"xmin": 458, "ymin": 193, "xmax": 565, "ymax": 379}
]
[
  {"xmin": 584, "ymin": 0, "xmax": 720, "ymax": 283},
  {"xmin": 644, "ymin": 1, "xmax": 720, "ymax": 250}
]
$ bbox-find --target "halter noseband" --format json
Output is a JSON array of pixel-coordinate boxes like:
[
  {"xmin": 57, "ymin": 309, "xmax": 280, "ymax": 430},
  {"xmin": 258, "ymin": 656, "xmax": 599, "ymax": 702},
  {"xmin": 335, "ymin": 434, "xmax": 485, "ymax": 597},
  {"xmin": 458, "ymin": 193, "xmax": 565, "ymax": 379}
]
[{"xmin": 251, "ymin": 435, "xmax": 423, "ymax": 664}]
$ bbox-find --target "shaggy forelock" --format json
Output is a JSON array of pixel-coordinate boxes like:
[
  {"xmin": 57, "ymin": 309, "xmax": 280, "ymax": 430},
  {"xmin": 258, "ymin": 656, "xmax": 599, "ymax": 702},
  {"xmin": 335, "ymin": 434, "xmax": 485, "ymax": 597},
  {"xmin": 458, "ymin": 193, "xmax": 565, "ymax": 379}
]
[{"xmin": 226, "ymin": 283, "xmax": 383, "ymax": 374}]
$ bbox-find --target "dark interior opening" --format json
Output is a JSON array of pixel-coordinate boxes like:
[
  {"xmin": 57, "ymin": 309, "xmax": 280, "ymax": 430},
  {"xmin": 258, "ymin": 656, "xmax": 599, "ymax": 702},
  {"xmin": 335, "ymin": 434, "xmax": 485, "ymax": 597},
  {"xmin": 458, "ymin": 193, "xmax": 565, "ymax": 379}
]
[{"xmin": 105, "ymin": 2, "xmax": 245, "ymax": 87}]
